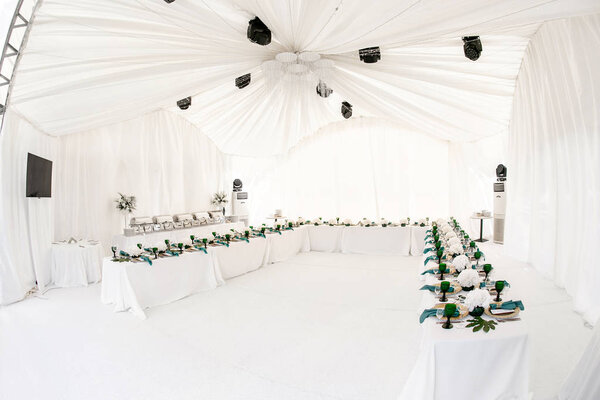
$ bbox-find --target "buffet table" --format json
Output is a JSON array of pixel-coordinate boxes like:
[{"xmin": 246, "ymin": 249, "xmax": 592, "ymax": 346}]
[
  {"xmin": 51, "ymin": 240, "xmax": 103, "ymax": 287},
  {"xmin": 112, "ymin": 222, "xmax": 246, "ymax": 252},
  {"xmin": 101, "ymin": 251, "xmax": 220, "ymax": 319},
  {"xmin": 266, "ymin": 226, "xmax": 310, "ymax": 264},
  {"xmin": 340, "ymin": 226, "xmax": 411, "ymax": 255},
  {"xmin": 306, "ymin": 225, "xmax": 344, "ymax": 252}
]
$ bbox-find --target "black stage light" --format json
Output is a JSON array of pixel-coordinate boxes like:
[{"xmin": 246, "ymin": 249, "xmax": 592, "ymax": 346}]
[
  {"xmin": 359, "ymin": 46, "xmax": 381, "ymax": 63},
  {"xmin": 462, "ymin": 36, "xmax": 482, "ymax": 61},
  {"xmin": 496, "ymin": 164, "xmax": 507, "ymax": 180},
  {"xmin": 247, "ymin": 17, "xmax": 271, "ymax": 46},
  {"xmin": 164, "ymin": 0, "xmax": 175, "ymax": 3},
  {"xmin": 235, "ymin": 73, "xmax": 251, "ymax": 89},
  {"xmin": 177, "ymin": 96, "xmax": 191, "ymax": 110},
  {"xmin": 316, "ymin": 81, "xmax": 333, "ymax": 98},
  {"xmin": 233, "ymin": 179, "xmax": 243, "ymax": 191},
  {"xmin": 341, "ymin": 101, "xmax": 352, "ymax": 119}
]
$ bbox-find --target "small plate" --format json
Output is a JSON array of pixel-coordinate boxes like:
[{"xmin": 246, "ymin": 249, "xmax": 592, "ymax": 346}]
[{"xmin": 484, "ymin": 303, "xmax": 520, "ymax": 319}]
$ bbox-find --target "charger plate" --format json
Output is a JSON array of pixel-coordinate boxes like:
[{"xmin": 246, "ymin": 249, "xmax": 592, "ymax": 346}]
[
  {"xmin": 433, "ymin": 281, "xmax": 462, "ymax": 295},
  {"xmin": 485, "ymin": 303, "xmax": 520, "ymax": 319},
  {"xmin": 433, "ymin": 303, "xmax": 469, "ymax": 321}
]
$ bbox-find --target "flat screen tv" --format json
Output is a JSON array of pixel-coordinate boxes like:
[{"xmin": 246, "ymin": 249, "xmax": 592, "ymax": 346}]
[{"xmin": 26, "ymin": 153, "xmax": 52, "ymax": 198}]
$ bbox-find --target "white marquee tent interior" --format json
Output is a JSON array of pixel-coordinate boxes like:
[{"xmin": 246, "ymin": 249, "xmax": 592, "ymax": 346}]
[{"xmin": 1, "ymin": 1, "xmax": 600, "ymax": 399}]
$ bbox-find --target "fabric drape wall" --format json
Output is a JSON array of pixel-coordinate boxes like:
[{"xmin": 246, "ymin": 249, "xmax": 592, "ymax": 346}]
[
  {"xmin": 448, "ymin": 133, "xmax": 508, "ymax": 239},
  {"xmin": 505, "ymin": 14, "xmax": 600, "ymax": 325},
  {"xmin": 54, "ymin": 111, "xmax": 229, "ymax": 255},
  {"xmin": 229, "ymin": 118, "xmax": 449, "ymax": 225},
  {"xmin": 0, "ymin": 110, "xmax": 56, "ymax": 305}
]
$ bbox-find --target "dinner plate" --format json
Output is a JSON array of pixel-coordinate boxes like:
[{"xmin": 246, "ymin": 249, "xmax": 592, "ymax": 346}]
[
  {"xmin": 433, "ymin": 303, "xmax": 469, "ymax": 321},
  {"xmin": 484, "ymin": 303, "xmax": 520, "ymax": 319}
]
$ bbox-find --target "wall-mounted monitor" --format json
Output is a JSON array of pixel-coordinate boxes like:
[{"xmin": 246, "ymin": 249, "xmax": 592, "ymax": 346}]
[{"xmin": 26, "ymin": 153, "xmax": 52, "ymax": 198}]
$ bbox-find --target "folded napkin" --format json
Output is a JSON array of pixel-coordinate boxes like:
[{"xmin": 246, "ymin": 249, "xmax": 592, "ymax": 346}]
[
  {"xmin": 419, "ymin": 308, "xmax": 459, "ymax": 323},
  {"xmin": 480, "ymin": 281, "xmax": 486, "ymax": 288},
  {"xmin": 424, "ymin": 256, "xmax": 436, "ymax": 265},
  {"xmin": 419, "ymin": 285, "xmax": 454, "ymax": 293},
  {"xmin": 420, "ymin": 269, "xmax": 436, "ymax": 275},
  {"xmin": 490, "ymin": 300, "xmax": 524, "ymax": 311},
  {"xmin": 140, "ymin": 255, "xmax": 153, "ymax": 266}
]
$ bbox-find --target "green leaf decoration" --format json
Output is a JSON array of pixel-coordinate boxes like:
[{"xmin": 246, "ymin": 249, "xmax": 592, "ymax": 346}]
[{"xmin": 466, "ymin": 317, "xmax": 497, "ymax": 333}]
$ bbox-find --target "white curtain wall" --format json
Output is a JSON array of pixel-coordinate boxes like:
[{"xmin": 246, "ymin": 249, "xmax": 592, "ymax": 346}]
[
  {"xmin": 54, "ymin": 111, "xmax": 229, "ymax": 255},
  {"xmin": 0, "ymin": 110, "xmax": 56, "ymax": 304},
  {"xmin": 229, "ymin": 118, "xmax": 450, "ymax": 225},
  {"xmin": 505, "ymin": 14, "xmax": 600, "ymax": 325}
]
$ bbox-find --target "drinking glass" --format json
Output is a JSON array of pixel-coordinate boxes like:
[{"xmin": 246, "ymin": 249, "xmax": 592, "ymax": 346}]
[
  {"xmin": 483, "ymin": 264, "xmax": 492, "ymax": 281},
  {"xmin": 440, "ymin": 280, "xmax": 450, "ymax": 302},
  {"xmin": 443, "ymin": 303, "xmax": 457, "ymax": 329},
  {"xmin": 438, "ymin": 263, "xmax": 447, "ymax": 281},
  {"xmin": 495, "ymin": 280, "xmax": 505, "ymax": 302},
  {"xmin": 111, "ymin": 246, "xmax": 117, "ymax": 259},
  {"xmin": 474, "ymin": 251, "xmax": 482, "ymax": 267}
]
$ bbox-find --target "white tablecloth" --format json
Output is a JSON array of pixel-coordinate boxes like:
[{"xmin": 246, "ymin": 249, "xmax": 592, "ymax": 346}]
[
  {"xmin": 401, "ymin": 274, "xmax": 529, "ymax": 400},
  {"xmin": 306, "ymin": 225, "xmax": 344, "ymax": 252},
  {"xmin": 340, "ymin": 226, "xmax": 411, "ymax": 256},
  {"xmin": 51, "ymin": 241, "xmax": 103, "ymax": 287},
  {"xmin": 101, "ymin": 251, "xmax": 220, "ymax": 319},
  {"xmin": 410, "ymin": 226, "xmax": 430, "ymax": 256},
  {"xmin": 112, "ymin": 222, "xmax": 246, "ymax": 252},
  {"xmin": 210, "ymin": 237, "xmax": 269, "ymax": 280},
  {"xmin": 266, "ymin": 226, "xmax": 310, "ymax": 264}
]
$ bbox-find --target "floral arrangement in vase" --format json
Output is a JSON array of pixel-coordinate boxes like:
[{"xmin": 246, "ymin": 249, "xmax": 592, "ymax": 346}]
[
  {"xmin": 457, "ymin": 269, "xmax": 480, "ymax": 291},
  {"xmin": 211, "ymin": 191, "xmax": 228, "ymax": 214},
  {"xmin": 452, "ymin": 254, "xmax": 470, "ymax": 272},
  {"xmin": 115, "ymin": 192, "xmax": 136, "ymax": 229},
  {"xmin": 464, "ymin": 288, "xmax": 491, "ymax": 316}
]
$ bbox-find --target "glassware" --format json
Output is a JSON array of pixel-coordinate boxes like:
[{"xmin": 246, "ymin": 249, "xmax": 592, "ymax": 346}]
[
  {"xmin": 483, "ymin": 263, "xmax": 492, "ymax": 281},
  {"xmin": 438, "ymin": 263, "xmax": 447, "ymax": 280},
  {"xmin": 190, "ymin": 235, "xmax": 195, "ymax": 245},
  {"xmin": 440, "ymin": 280, "xmax": 450, "ymax": 302},
  {"xmin": 495, "ymin": 280, "xmax": 505, "ymax": 302},
  {"xmin": 474, "ymin": 251, "xmax": 482, "ymax": 268},
  {"xmin": 442, "ymin": 303, "xmax": 457, "ymax": 329}
]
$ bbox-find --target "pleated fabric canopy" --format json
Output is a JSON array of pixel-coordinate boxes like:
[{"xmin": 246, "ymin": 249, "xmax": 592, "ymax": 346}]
[{"xmin": 7, "ymin": 0, "xmax": 600, "ymax": 156}]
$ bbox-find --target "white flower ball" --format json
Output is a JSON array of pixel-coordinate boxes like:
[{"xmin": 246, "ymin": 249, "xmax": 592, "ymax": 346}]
[
  {"xmin": 343, "ymin": 218, "xmax": 352, "ymax": 225},
  {"xmin": 452, "ymin": 254, "xmax": 470, "ymax": 272},
  {"xmin": 448, "ymin": 237, "xmax": 461, "ymax": 246},
  {"xmin": 449, "ymin": 244, "xmax": 464, "ymax": 255},
  {"xmin": 360, "ymin": 218, "xmax": 370, "ymax": 226},
  {"xmin": 457, "ymin": 269, "xmax": 481, "ymax": 288},
  {"xmin": 380, "ymin": 218, "xmax": 389, "ymax": 225},
  {"xmin": 419, "ymin": 218, "xmax": 427, "ymax": 225},
  {"xmin": 328, "ymin": 218, "xmax": 337, "ymax": 225},
  {"xmin": 464, "ymin": 288, "xmax": 492, "ymax": 312},
  {"xmin": 297, "ymin": 217, "xmax": 305, "ymax": 224},
  {"xmin": 445, "ymin": 231, "xmax": 457, "ymax": 239},
  {"xmin": 399, "ymin": 218, "xmax": 408, "ymax": 225}
]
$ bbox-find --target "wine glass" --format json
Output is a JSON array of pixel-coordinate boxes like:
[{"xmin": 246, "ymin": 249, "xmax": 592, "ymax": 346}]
[
  {"xmin": 437, "ymin": 249, "xmax": 444, "ymax": 264},
  {"xmin": 438, "ymin": 263, "xmax": 447, "ymax": 281},
  {"xmin": 190, "ymin": 235, "xmax": 195, "ymax": 245},
  {"xmin": 495, "ymin": 280, "xmax": 505, "ymax": 302},
  {"xmin": 202, "ymin": 238, "xmax": 208, "ymax": 248},
  {"xmin": 111, "ymin": 246, "xmax": 117, "ymax": 259},
  {"xmin": 440, "ymin": 280, "xmax": 450, "ymax": 302},
  {"xmin": 442, "ymin": 303, "xmax": 457, "ymax": 329},
  {"xmin": 483, "ymin": 264, "xmax": 493, "ymax": 282},
  {"xmin": 474, "ymin": 251, "xmax": 482, "ymax": 268},
  {"xmin": 152, "ymin": 247, "xmax": 158, "ymax": 259}
]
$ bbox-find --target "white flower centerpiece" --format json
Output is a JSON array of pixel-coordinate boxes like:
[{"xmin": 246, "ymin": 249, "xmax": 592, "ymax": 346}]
[
  {"xmin": 328, "ymin": 218, "xmax": 337, "ymax": 226},
  {"xmin": 115, "ymin": 192, "xmax": 136, "ymax": 229},
  {"xmin": 457, "ymin": 269, "xmax": 481, "ymax": 291},
  {"xmin": 452, "ymin": 254, "xmax": 470, "ymax": 272},
  {"xmin": 343, "ymin": 218, "xmax": 353, "ymax": 226},
  {"xmin": 419, "ymin": 218, "xmax": 427, "ymax": 227},
  {"xmin": 297, "ymin": 217, "xmax": 305, "ymax": 225},
  {"xmin": 464, "ymin": 288, "xmax": 492, "ymax": 316},
  {"xmin": 380, "ymin": 218, "xmax": 390, "ymax": 227},
  {"xmin": 211, "ymin": 191, "xmax": 228, "ymax": 214},
  {"xmin": 448, "ymin": 237, "xmax": 461, "ymax": 247},
  {"xmin": 360, "ymin": 218, "xmax": 370, "ymax": 226},
  {"xmin": 399, "ymin": 217, "xmax": 408, "ymax": 227},
  {"xmin": 449, "ymin": 243, "xmax": 464, "ymax": 256}
]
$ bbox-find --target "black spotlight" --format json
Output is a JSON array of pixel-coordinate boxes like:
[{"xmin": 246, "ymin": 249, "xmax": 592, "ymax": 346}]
[
  {"xmin": 462, "ymin": 36, "xmax": 482, "ymax": 61},
  {"xmin": 359, "ymin": 46, "xmax": 381, "ymax": 63},
  {"xmin": 235, "ymin": 73, "xmax": 251, "ymax": 89},
  {"xmin": 177, "ymin": 97, "xmax": 191, "ymax": 110},
  {"xmin": 247, "ymin": 17, "xmax": 271, "ymax": 46},
  {"xmin": 316, "ymin": 81, "xmax": 333, "ymax": 98},
  {"xmin": 164, "ymin": 0, "xmax": 175, "ymax": 3},
  {"xmin": 496, "ymin": 164, "xmax": 507, "ymax": 181},
  {"xmin": 341, "ymin": 101, "xmax": 352, "ymax": 119},
  {"xmin": 233, "ymin": 179, "xmax": 243, "ymax": 192}
]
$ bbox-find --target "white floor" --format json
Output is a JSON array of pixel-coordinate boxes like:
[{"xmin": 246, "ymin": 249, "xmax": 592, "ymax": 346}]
[{"xmin": 0, "ymin": 245, "xmax": 593, "ymax": 400}]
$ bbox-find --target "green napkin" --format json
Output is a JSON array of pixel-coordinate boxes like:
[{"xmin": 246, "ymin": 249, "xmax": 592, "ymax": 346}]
[
  {"xmin": 419, "ymin": 285, "xmax": 454, "ymax": 293},
  {"xmin": 490, "ymin": 300, "xmax": 524, "ymax": 311},
  {"xmin": 479, "ymin": 281, "xmax": 486, "ymax": 288},
  {"xmin": 140, "ymin": 255, "xmax": 153, "ymax": 266},
  {"xmin": 424, "ymin": 256, "xmax": 436, "ymax": 265},
  {"xmin": 424, "ymin": 247, "xmax": 435, "ymax": 254},
  {"xmin": 419, "ymin": 308, "xmax": 459, "ymax": 324}
]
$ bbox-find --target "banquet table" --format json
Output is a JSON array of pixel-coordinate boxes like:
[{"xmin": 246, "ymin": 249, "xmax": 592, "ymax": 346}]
[
  {"xmin": 410, "ymin": 225, "xmax": 429, "ymax": 256},
  {"xmin": 340, "ymin": 226, "xmax": 411, "ymax": 255},
  {"xmin": 306, "ymin": 225, "xmax": 344, "ymax": 252},
  {"xmin": 51, "ymin": 240, "xmax": 103, "ymax": 287},
  {"xmin": 210, "ymin": 237, "xmax": 269, "ymax": 280},
  {"xmin": 101, "ymin": 250, "xmax": 220, "ymax": 319},
  {"xmin": 112, "ymin": 222, "xmax": 246, "ymax": 252},
  {"xmin": 265, "ymin": 226, "xmax": 310, "ymax": 264}
]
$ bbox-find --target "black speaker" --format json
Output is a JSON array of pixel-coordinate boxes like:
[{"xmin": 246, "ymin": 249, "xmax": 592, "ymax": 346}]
[
  {"xmin": 235, "ymin": 74, "xmax": 251, "ymax": 89},
  {"xmin": 341, "ymin": 101, "xmax": 352, "ymax": 119},
  {"xmin": 359, "ymin": 47, "xmax": 381, "ymax": 63},
  {"xmin": 462, "ymin": 36, "xmax": 482, "ymax": 61},
  {"xmin": 177, "ymin": 97, "xmax": 191, "ymax": 110},
  {"xmin": 247, "ymin": 17, "xmax": 271, "ymax": 46}
]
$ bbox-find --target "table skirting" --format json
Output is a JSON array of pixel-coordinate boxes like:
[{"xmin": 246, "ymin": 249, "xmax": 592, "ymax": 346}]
[
  {"xmin": 410, "ymin": 226, "xmax": 429, "ymax": 256},
  {"xmin": 51, "ymin": 240, "xmax": 103, "ymax": 287},
  {"xmin": 306, "ymin": 225, "xmax": 344, "ymax": 252},
  {"xmin": 340, "ymin": 226, "xmax": 411, "ymax": 255},
  {"xmin": 211, "ymin": 237, "xmax": 269, "ymax": 280},
  {"xmin": 266, "ymin": 226, "xmax": 310, "ymax": 264},
  {"xmin": 101, "ymin": 251, "xmax": 220, "ymax": 319}
]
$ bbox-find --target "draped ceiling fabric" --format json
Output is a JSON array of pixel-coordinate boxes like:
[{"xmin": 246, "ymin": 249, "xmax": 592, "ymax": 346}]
[{"xmin": 7, "ymin": 0, "xmax": 600, "ymax": 156}]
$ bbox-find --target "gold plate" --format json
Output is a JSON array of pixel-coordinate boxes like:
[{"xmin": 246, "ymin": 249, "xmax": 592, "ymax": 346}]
[
  {"xmin": 484, "ymin": 303, "xmax": 520, "ymax": 319},
  {"xmin": 433, "ymin": 303, "xmax": 469, "ymax": 321},
  {"xmin": 433, "ymin": 281, "xmax": 462, "ymax": 295}
]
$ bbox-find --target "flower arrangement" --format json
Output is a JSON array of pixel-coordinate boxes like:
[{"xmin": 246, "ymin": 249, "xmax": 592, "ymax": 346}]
[
  {"xmin": 297, "ymin": 217, "xmax": 305, "ymax": 225},
  {"xmin": 452, "ymin": 254, "xmax": 470, "ymax": 272},
  {"xmin": 457, "ymin": 269, "xmax": 481, "ymax": 290},
  {"xmin": 448, "ymin": 237, "xmax": 461, "ymax": 247},
  {"xmin": 360, "ymin": 218, "xmax": 370, "ymax": 226},
  {"xmin": 380, "ymin": 218, "xmax": 389, "ymax": 227},
  {"xmin": 328, "ymin": 218, "xmax": 337, "ymax": 226},
  {"xmin": 343, "ymin": 218, "xmax": 352, "ymax": 226},
  {"xmin": 211, "ymin": 191, "xmax": 228, "ymax": 213},
  {"xmin": 115, "ymin": 193, "xmax": 136, "ymax": 213},
  {"xmin": 449, "ymin": 244, "xmax": 463, "ymax": 255},
  {"xmin": 399, "ymin": 217, "xmax": 408, "ymax": 227},
  {"xmin": 445, "ymin": 231, "xmax": 457, "ymax": 239},
  {"xmin": 464, "ymin": 288, "xmax": 492, "ymax": 312}
]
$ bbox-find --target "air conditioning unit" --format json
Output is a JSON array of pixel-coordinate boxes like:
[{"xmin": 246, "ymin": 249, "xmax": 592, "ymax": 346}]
[
  {"xmin": 493, "ymin": 182, "xmax": 506, "ymax": 244},
  {"xmin": 232, "ymin": 191, "xmax": 249, "ymax": 227}
]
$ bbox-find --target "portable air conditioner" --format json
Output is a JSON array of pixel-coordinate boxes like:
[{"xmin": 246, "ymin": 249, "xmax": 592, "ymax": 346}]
[
  {"xmin": 493, "ymin": 182, "xmax": 506, "ymax": 244},
  {"xmin": 232, "ymin": 191, "xmax": 249, "ymax": 227}
]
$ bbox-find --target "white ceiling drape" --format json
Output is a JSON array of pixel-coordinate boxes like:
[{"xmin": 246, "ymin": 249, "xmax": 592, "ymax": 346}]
[{"xmin": 7, "ymin": 0, "xmax": 600, "ymax": 156}]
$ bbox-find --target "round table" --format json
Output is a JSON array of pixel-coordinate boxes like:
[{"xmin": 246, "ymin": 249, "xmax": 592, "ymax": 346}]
[
  {"xmin": 470, "ymin": 215, "xmax": 492, "ymax": 243},
  {"xmin": 51, "ymin": 240, "xmax": 103, "ymax": 287}
]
